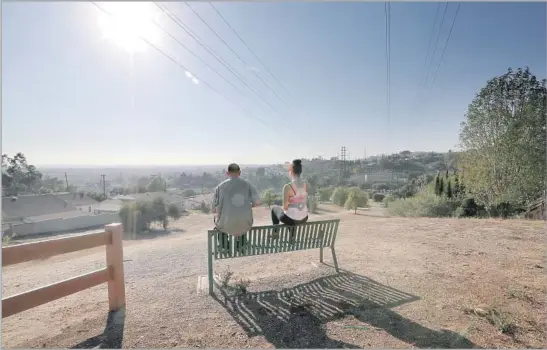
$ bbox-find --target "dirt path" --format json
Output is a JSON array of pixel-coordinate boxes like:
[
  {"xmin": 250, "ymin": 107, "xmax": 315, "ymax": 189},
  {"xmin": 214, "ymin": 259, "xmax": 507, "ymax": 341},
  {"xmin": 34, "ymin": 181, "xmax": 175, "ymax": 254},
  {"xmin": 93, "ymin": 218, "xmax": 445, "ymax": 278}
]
[{"xmin": 2, "ymin": 205, "xmax": 546, "ymax": 348}]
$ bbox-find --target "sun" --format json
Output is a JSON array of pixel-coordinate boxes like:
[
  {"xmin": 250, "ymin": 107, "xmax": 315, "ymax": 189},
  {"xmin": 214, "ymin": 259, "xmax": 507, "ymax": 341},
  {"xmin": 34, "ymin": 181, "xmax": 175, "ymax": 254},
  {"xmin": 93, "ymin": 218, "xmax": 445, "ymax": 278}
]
[{"xmin": 96, "ymin": 2, "xmax": 161, "ymax": 54}]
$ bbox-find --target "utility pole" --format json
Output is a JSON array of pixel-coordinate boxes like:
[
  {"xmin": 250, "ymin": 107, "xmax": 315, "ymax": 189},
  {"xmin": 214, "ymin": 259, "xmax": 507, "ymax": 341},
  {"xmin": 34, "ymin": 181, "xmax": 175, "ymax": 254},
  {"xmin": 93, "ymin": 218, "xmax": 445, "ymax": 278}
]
[
  {"xmin": 64, "ymin": 172, "xmax": 69, "ymax": 191},
  {"xmin": 101, "ymin": 174, "xmax": 106, "ymax": 198}
]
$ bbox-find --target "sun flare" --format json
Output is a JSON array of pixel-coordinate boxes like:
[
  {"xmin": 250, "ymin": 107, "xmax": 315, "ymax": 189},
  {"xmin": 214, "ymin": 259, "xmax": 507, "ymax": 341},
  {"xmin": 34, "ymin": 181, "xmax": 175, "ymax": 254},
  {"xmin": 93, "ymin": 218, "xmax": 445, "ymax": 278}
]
[{"xmin": 96, "ymin": 2, "xmax": 161, "ymax": 53}]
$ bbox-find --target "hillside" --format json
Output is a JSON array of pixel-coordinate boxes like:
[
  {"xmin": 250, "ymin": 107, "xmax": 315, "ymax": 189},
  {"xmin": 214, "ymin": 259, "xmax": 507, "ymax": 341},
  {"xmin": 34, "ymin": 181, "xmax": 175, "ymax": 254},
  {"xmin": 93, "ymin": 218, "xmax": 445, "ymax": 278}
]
[{"xmin": 2, "ymin": 205, "xmax": 545, "ymax": 348}]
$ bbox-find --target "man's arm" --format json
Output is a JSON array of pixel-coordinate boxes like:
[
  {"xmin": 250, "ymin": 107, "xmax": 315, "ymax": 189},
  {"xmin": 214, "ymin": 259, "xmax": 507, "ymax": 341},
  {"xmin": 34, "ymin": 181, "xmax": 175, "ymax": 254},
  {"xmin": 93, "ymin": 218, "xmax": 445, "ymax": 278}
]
[
  {"xmin": 249, "ymin": 183, "xmax": 261, "ymax": 207},
  {"xmin": 212, "ymin": 186, "xmax": 220, "ymax": 214}
]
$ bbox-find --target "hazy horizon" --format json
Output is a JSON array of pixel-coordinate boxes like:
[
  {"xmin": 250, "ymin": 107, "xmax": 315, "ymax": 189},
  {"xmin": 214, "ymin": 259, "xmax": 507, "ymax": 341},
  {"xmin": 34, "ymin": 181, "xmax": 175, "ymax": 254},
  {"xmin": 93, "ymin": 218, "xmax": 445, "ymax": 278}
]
[
  {"xmin": 3, "ymin": 2, "xmax": 545, "ymax": 165},
  {"xmin": 34, "ymin": 148, "xmax": 451, "ymax": 168}
]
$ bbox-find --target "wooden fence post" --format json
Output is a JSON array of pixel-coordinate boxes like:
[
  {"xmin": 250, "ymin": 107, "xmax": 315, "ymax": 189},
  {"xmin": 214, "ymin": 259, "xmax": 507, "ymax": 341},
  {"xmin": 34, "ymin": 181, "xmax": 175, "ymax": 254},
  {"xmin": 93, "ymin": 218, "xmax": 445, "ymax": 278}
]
[{"xmin": 105, "ymin": 223, "xmax": 125, "ymax": 310}]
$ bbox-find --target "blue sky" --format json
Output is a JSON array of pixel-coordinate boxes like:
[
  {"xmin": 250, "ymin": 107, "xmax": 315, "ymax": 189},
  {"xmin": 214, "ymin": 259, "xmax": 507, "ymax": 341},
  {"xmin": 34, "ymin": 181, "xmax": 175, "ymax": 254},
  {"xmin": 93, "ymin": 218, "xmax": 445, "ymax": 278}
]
[{"xmin": 2, "ymin": 2, "xmax": 545, "ymax": 166}]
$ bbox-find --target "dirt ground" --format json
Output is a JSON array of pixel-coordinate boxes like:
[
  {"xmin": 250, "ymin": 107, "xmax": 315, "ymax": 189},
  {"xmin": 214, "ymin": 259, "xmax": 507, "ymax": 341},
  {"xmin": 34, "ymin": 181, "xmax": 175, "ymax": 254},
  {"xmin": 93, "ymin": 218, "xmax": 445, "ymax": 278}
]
[{"xmin": 2, "ymin": 204, "xmax": 546, "ymax": 348}]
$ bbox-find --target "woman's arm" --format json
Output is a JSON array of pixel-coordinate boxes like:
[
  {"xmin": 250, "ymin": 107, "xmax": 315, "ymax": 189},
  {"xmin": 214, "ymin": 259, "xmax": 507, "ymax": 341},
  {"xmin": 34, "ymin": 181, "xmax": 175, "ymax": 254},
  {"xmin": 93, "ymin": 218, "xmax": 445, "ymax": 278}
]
[{"xmin": 282, "ymin": 184, "xmax": 290, "ymax": 211}]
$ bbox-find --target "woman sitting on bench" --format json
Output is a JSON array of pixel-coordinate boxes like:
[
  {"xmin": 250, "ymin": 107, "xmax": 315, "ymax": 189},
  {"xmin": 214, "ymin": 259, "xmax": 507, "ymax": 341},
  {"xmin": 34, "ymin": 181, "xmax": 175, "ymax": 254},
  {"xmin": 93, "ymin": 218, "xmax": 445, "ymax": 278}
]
[{"xmin": 271, "ymin": 159, "xmax": 309, "ymax": 237}]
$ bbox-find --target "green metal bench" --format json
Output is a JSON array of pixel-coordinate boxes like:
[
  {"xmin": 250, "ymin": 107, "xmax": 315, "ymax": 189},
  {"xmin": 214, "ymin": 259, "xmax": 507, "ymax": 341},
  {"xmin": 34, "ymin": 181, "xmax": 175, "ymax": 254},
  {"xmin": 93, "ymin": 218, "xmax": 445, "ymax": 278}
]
[{"xmin": 207, "ymin": 219, "xmax": 340, "ymax": 295}]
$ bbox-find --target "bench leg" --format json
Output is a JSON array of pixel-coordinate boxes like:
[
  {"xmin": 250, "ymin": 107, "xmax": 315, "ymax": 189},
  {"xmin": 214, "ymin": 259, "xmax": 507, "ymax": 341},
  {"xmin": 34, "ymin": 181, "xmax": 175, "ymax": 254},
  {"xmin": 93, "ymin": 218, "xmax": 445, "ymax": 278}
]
[
  {"xmin": 331, "ymin": 246, "xmax": 340, "ymax": 273},
  {"xmin": 319, "ymin": 246, "xmax": 324, "ymax": 263},
  {"xmin": 208, "ymin": 232, "xmax": 214, "ymax": 296}
]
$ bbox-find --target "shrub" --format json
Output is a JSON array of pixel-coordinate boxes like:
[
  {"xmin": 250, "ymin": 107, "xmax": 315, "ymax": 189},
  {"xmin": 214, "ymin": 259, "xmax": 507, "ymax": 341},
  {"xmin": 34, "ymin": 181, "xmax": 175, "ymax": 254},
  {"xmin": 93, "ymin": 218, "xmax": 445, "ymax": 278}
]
[
  {"xmin": 383, "ymin": 194, "xmax": 395, "ymax": 208},
  {"xmin": 261, "ymin": 189, "xmax": 278, "ymax": 208},
  {"xmin": 458, "ymin": 197, "xmax": 478, "ymax": 217},
  {"xmin": 331, "ymin": 187, "xmax": 350, "ymax": 207},
  {"xmin": 456, "ymin": 197, "xmax": 491, "ymax": 218},
  {"xmin": 373, "ymin": 193, "xmax": 385, "ymax": 202},
  {"xmin": 308, "ymin": 196, "xmax": 318, "ymax": 213},
  {"xmin": 372, "ymin": 183, "xmax": 391, "ymax": 191},
  {"xmin": 344, "ymin": 188, "xmax": 369, "ymax": 213},
  {"xmin": 119, "ymin": 197, "xmax": 181, "ymax": 237},
  {"xmin": 387, "ymin": 192, "xmax": 459, "ymax": 217},
  {"xmin": 167, "ymin": 203, "xmax": 182, "ymax": 220},
  {"xmin": 200, "ymin": 201, "xmax": 210, "ymax": 214},
  {"xmin": 359, "ymin": 183, "xmax": 372, "ymax": 190},
  {"xmin": 318, "ymin": 187, "xmax": 335, "ymax": 202},
  {"xmin": 491, "ymin": 202, "xmax": 513, "ymax": 218},
  {"xmin": 183, "ymin": 189, "xmax": 197, "ymax": 197}
]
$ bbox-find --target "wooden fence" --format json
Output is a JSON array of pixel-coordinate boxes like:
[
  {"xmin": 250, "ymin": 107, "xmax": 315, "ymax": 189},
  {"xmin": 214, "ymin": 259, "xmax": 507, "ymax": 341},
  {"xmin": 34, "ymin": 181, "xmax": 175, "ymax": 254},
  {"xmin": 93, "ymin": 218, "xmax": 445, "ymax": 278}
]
[{"xmin": 2, "ymin": 223, "xmax": 125, "ymax": 318}]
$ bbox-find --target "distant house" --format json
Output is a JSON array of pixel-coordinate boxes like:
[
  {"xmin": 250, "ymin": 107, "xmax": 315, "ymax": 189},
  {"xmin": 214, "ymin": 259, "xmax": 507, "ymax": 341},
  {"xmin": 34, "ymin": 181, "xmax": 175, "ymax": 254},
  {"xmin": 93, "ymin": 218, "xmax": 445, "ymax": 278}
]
[
  {"xmin": 53, "ymin": 192, "xmax": 99, "ymax": 212},
  {"xmin": 113, "ymin": 192, "xmax": 185, "ymax": 210},
  {"xmin": 2, "ymin": 193, "xmax": 120, "ymax": 237},
  {"xmin": 89, "ymin": 199, "xmax": 123, "ymax": 213},
  {"xmin": 2, "ymin": 194, "xmax": 80, "ymax": 224}
]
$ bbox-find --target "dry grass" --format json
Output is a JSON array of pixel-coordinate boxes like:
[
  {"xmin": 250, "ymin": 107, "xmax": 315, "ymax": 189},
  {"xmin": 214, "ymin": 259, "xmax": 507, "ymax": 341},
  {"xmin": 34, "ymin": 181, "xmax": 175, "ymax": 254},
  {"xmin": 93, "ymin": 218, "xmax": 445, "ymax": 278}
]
[
  {"xmin": 219, "ymin": 267, "xmax": 251, "ymax": 296},
  {"xmin": 2, "ymin": 204, "xmax": 546, "ymax": 348}
]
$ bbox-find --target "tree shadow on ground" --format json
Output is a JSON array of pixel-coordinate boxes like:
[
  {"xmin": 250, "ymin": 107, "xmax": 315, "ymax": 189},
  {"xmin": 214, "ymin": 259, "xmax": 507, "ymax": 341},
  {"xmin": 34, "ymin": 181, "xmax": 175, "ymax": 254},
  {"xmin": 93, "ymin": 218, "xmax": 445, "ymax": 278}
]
[
  {"xmin": 351, "ymin": 212, "xmax": 393, "ymax": 218},
  {"xmin": 314, "ymin": 206, "xmax": 337, "ymax": 214},
  {"xmin": 213, "ymin": 272, "xmax": 479, "ymax": 348},
  {"xmin": 71, "ymin": 307, "xmax": 125, "ymax": 349},
  {"xmin": 125, "ymin": 228, "xmax": 185, "ymax": 241}
]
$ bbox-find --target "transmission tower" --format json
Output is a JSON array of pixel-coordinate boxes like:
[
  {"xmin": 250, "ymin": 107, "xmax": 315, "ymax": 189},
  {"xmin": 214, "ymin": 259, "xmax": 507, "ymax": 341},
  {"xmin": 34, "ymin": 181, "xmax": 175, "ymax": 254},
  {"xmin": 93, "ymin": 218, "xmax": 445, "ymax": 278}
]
[{"xmin": 339, "ymin": 146, "xmax": 347, "ymax": 185}]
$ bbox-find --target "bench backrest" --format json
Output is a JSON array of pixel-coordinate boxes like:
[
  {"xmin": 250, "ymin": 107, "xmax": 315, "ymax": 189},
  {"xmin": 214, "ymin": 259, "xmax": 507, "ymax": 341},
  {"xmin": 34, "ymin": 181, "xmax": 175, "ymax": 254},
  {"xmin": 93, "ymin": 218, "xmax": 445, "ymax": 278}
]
[{"xmin": 208, "ymin": 219, "xmax": 340, "ymax": 260}]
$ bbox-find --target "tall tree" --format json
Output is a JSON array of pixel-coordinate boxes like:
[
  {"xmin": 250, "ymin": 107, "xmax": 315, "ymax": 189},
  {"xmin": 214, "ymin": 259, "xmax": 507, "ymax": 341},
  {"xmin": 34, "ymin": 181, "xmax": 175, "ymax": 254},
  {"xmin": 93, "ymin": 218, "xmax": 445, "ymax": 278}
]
[
  {"xmin": 1, "ymin": 153, "xmax": 43, "ymax": 195},
  {"xmin": 459, "ymin": 67, "xmax": 546, "ymax": 207},
  {"xmin": 435, "ymin": 175, "xmax": 441, "ymax": 196},
  {"xmin": 439, "ymin": 177, "xmax": 445, "ymax": 196},
  {"xmin": 453, "ymin": 172, "xmax": 460, "ymax": 197}
]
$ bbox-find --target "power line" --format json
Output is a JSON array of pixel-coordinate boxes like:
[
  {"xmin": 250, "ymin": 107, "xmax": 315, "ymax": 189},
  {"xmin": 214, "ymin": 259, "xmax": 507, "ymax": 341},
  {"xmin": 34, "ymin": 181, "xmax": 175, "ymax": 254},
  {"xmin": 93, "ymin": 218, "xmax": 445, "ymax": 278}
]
[
  {"xmin": 418, "ymin": 3, "xmax": 441, "ymax": 88},
  {"xmin": 145, "ymin": 9, "xmax": 254, "ymax": 107},
  {"xmin": 147, "ymin": 5, "xmax": 289, "ymax": 120},
  {"xmin": 101, "ymin": 174, "xmax": 106, "ymax": 197},
  {"xmin": 208, "ymin": 2, "xmax": 296, "ymax": 101},
  {"xmin": 430, "ymin": 4, "xmax": 461, "ymax": 86},
  {"xmin": 156, "ymin": 3, "xmax": 285, "ymax": 118},
  {"xmin": 184, "ymin": 2, "xmax": 291, "ymax": 110},
  {"xmin": 423, "ymin": 2, "xmax": 449, "ymax": 89},
  {"xmin": 384, "ymin": 2, "xmax": 391, "ymax": 128},
  {"xmin": 91, "ymin": 2, "xmax": 283, "ymax": 137}
]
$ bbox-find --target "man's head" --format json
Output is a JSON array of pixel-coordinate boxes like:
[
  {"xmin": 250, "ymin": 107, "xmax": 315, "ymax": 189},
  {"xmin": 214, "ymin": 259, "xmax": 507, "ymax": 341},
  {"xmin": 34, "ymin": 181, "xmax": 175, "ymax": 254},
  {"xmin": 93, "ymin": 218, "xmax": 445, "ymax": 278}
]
[{"xmin": 226, "ymin": 163, "xmax": 241, "ymax": 177}]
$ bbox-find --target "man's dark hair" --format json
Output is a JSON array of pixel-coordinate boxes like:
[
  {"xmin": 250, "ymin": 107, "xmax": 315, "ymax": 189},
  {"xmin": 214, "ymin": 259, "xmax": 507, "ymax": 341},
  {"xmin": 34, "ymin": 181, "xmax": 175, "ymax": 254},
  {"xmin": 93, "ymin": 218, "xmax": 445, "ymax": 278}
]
[
  {"xmin": 292, "ymin": 159, "xmax": 303, "ymax": 176},
  {"xmin": 227, "ymin": 163, "xmax": 241, "ymax": 174}
]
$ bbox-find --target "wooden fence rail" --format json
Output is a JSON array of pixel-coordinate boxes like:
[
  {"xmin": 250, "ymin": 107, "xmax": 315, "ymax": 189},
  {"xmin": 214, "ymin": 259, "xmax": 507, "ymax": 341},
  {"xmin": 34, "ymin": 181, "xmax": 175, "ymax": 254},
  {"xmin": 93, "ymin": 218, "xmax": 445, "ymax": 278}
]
[{"xmin": 2, "ymin": 223, "xmax": 125, "ymax": 318}]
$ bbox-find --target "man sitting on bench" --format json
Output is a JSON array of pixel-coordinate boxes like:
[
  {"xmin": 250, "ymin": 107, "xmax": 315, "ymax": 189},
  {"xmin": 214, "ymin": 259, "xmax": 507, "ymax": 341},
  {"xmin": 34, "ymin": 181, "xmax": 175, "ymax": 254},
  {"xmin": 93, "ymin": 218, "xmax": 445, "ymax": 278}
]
[{"xmin": 212, "ymin": 163, "xmax": 260, "ymax": 254}]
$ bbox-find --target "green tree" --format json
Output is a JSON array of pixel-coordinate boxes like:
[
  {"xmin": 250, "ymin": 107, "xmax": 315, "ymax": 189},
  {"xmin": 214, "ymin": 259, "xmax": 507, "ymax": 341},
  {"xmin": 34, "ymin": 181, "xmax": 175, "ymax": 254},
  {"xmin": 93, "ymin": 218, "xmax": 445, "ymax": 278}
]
[
  {"xmin": 1, "ymin": 153, "xmax": 43, "ymax": 195},
  {"xmin": 372, "ymin": 183, "xmax": 391, "ymax": 192},
  {"xmin": 183, "ymin": 189, "xmax": 196, "ymax": 197},
  {"xmin": 167, "ymin": 203, "xmax": 182, "ymax": 221},
  {"xmin": 261, "ymin": 189, "xmax": 276, "ymax": 208},
  {"xmin": 331, "ymin": 187, "xmax": 350, "ymax": 207},
  {"xmin": 344, "ymin": 188, "xmax": 369, "ymax": 214},
  {"xmin": 119, "ymin": 197, "xmax": 182, "ymax": 237},
  {"xmin": 453, "ymin": 172, "xmax": 460, "ymax": 197},
  {"xmin": 318, "ymin": 187, "xmax": 335, "ymax": 202},
  {"xmin": 148, "ymin": 176, "xmax": 166, "ymax": 192},
  {"xmin": 434, "ymin": 175, "xmax": 440, "ymax": 196},
  {"xmin": 459, "ymin": 67, "xmax": 546, "ymax": 208},
  {"xmin": 308, "ymin": 196, "xmax": 318, "ymax": 213},
  {"xmin": 439, "ymin": 177, "xmax": 445, "ymax": 196},
  {"xmin": 306, "ymin": 175, "xmax": 319, "ymax": 196},
  {"xmin": 447, "ymin": 180, "xmax": 453, "ymax": 199},
  {"xmin": 88, "ymin": 192, "xmax": 107, "ymax": 202},
  {"xmin": 200, "ymin": 201, "xmax": 210, "ymax": 214},
  {"xmin": 373, "ymin": 193, "xmax": 385, "ymax": 202}
]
